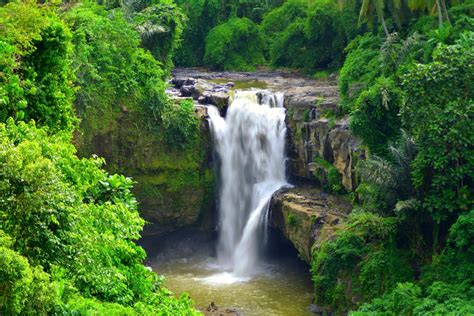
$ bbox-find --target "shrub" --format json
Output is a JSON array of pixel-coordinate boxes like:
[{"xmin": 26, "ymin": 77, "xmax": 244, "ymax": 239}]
[
  {"xmin": 339, "ymin": 33, "xmax": 383, "ymax": 109},
  {"xmin": 0, "ymin": 1, "xmax": 76, "ymax": 132},
  {"xmin": 204, "ymin": 17, "xmax": 264, "ymax": 70},
  {"xmin": 133, "ymin": 2, "xmax": 185, "ymax": 72},
  {"xmin": 161, "ymin": 99, "xmax": 200, "ymax": 149},
  {"xmin": 0, "ymin": 120, "xmax": 199, "ymax": 314},
  {"xmin": 401, "ymin": 32, "xmax": 474, "ymax": 222},
  {"xmin": 350, "ymin": 77, "xmax": 402, "ymax": 156}
]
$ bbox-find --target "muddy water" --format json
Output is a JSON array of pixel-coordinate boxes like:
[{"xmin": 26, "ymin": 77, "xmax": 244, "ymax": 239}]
[
  {"xmin": 146, "ymin": 232, "xmax": 313, "ymax": 316},
  {"xmin": 208, "ymin": 78, "xmax": 268, "ymax": 90}
]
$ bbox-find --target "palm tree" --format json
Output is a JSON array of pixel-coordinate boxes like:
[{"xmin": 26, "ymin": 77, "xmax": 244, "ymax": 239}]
[
  {"xmin": 407, "ymin": 0, "xmax": 451, "ymax": 28},
  {"xmin": 338, "ymin": 0, "xmax": 391, "ymax": 36},
  {"xmin": 357, "ymin": 130, "xmax": 417, "ymax": 211}
]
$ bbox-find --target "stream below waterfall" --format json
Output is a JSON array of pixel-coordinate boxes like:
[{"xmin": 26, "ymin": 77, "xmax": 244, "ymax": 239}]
[{"xmin": 143, "ymin": 229, "xmax": 314, "ymax": 316}]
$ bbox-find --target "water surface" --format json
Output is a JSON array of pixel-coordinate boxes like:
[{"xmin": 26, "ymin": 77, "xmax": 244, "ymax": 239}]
[{"xmin": 150, "ymin": 252, "xmax": 313, "ymax": 316}]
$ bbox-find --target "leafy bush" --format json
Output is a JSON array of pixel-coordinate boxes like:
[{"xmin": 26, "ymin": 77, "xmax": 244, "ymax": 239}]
[
  {"xmin": 204, "ymin": 17, "xmax": 264, "ymax": 70},
  {"xmin": 263, "ymin": 0, "xmax": 358, "ymax": 70},
  {"xmin": 311, "ymin": 211, "xmax": 410, "ymax": 312},
  {"xmin": 133, "ymin": 1, "xmax": 185, "ymax": 71},
  {"xmin": 0, "ymin": 120, "xmax": 199, "ymax": 315},
  {"xmin": 401, "ymin": 32, "xmax": 474, "ymax": 222},
  {"xmin": 312, "ymin": 157, "xmax": 344, "ymax": 194},
  {"xmin": 350, "ymin": 77, "xmax": 402, "ymax": 156},
  {"xmin": 339, "ymin": 33, "xmax": 383, "ymax": 109},
  {"xmin": 0, "ymin": 1, "xmax": 76, "ymax": 132},
  {"xmin": 0, "ymin": 231, "xmax": 58, "ymax": 314},
  {"xmin": 161, "ymin": 99, "xmax": 200, "ymax": 149}
]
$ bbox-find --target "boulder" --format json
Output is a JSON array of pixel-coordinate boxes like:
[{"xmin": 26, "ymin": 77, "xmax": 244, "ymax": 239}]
[{"xmin": 203, "ymin": 91, "xmax": 230, "ymax": 109}]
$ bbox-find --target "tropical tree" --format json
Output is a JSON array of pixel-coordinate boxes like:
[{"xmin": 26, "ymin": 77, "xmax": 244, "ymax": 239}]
[{"xmin": 407, "ymin": 0, "xmax": 452, "ymax": 27}]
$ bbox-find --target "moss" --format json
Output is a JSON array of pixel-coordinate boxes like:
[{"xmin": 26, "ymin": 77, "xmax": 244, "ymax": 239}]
[
  {"xmin": 76, "ymin": 100, "xmax": 213, "ymax": 230},
  {"xmin": 287, "ymin": 213, "xmax": 299, "ymax": 228},
  {"xmin": 313, "ymin": 156, "xmax": 345, "ymax": 194},
  {"xmin": 303, "ymin": 109, "xmax": 311, "ymax": 122},
  {"xmin": 313, "ymin": 70, "xmax": 329, "ymax": 80},
  {"xmin": 287, "ymin": 108, "xmax": 295, "ymax": 120}
]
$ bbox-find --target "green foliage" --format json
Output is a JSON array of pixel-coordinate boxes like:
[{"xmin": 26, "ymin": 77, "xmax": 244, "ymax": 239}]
[
  {"xmin": 0, "ymin": 1, "xmax": 201, "ymax": 312},
  {"xmin": 161, "ymin": 99, "xmax": 200, "ymax": 149},
  {"xmin": 350, "ymin": 77, "xmax": 402, "ymax": 156},
  {"xmin": 174, "ymin": 0, "xmax": 283, "ymax": 67},
  {"xmin": 133, "ymin": 1, "xmax": 185, "ymax": 71},
  {"xmin": 318, "ymin": 14, "xmax": 474, "ymax": 314},
  {"xmin": 287, "ymin": 213, "xmax": 298, "ymax": 227},
  {"xmin": 400, "ymin": 32, "xmax": 474, "ymax": 222},
  {"xmin": 356, "ymin": 131, "xmax": 417, "ymax": 215},
  {"xmin": 0, "ymin": 120, "xmax": 199, "ymax": 315},
  {"xmin": 313, "ymin": 156, "xmax": 345, "ymax": 194},
  {"xmin": 64, "ymin": 3, "xmax": 198, "ymax": 151},
  {"xmin": 0, "ymin": 1, "xmax": 76, "ymax": 132},
  {"xmin": 311, "ymin": 211, "xmax": 411, "ymax": 312},
  {"xmin": 263, "ymin": 0, "xmax": 359, "ymax": 70},
  {"xmin": 339, "ymin": 33, "xmax": 383, "ymax": 108},
  {"xmin": 0, "ymin": 232, "xmax": 58, "ymax": 314},
  {"xmin": 64, "ymin": 2, "xmax": 166, "ymax": 123},
  {"xmin": 204, "ymin": 17, "xmax": 264, "ymax": 70}
]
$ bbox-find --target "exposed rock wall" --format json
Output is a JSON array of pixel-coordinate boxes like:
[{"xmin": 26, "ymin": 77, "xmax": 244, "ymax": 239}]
[
  {"xmin": 270, "ymin": 187, "xmax": 352, "ymax": 263},
  {"xmin": 285, "ymin": 81, "xmax": 365, "ymax": 192}
]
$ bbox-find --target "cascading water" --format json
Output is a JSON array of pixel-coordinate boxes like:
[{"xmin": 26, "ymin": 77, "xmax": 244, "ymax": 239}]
[{"xmin": 207, "ymin": 90, "xmax": 287, "ymax": 279}]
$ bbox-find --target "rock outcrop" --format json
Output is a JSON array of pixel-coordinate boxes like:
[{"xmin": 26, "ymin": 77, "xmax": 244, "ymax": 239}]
[
  {"xmin": 171, "ymin": 68, "xmax": 365, "ymax": 192},
  {"xmin": 75, "ymin": 98, "xmax": 214, "ymax": 236},
  {"xmin": 285, "ymin": 81, "xmax": 364, "ymax": 192},
  {"xmin": 270, "ymin": 187, "xmax": 352, "ymax": 263},
  {"xmin": 166, "ymin": 69, "xmax": 363, "ymax": 256}
]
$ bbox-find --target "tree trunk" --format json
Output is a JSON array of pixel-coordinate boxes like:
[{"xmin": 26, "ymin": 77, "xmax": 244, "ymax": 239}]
[
  {"xmin": 381, "ymin": 14, "xmax": 389, "ymax": 37},
  {"xmin": 435, "ymin": 0, "xmax": 443, "ymax": 28},
  {"xmin": 441, "ymin": 0, "xmax": 451, "ymax": 25}
]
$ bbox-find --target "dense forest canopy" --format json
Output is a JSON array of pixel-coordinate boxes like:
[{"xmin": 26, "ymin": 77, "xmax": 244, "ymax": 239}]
[{"xmin": 0, "ymin": 0, "xmax": 473, "ymax": 314}]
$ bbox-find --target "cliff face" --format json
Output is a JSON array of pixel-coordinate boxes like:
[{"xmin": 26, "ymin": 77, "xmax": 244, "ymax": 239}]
[
  {"xmin": 270, "ymin": 187, "xmax": 351, "ymax": 263},
  {"xmin": 285, "ymin": 81, "xmax": 364, "ymax": 192},
  {"xmin": 75, "ymin": 102, "xmax": 215, "ymax": 236},
  {"xmin": 76, "ymin": 69, "xmax": 362, "ymax": 254}
]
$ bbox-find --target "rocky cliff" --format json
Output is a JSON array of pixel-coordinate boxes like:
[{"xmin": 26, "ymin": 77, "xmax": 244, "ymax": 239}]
[
  {"xmin": 76, "ymin": 68, "xmax": 362, "ymax": 253},
  {"xmin": 167, "ymin": 68, "xmax": 363, "ymax": 261},
  {"xmin": 74, "ymin": 97, "xmax": 214, "ymax": 236},
  {"xmin": 284, "ymin": 80, "xmax": 365, "ymax": 192},
  {"xmin": 270, "ymin": 187, "xmax": 351, "ymax": 263}
]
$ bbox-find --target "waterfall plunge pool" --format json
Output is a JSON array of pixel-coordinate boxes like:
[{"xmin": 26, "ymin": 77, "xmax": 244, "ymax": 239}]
[{"xmin": 141, "ymin": 230, "xmax": 314, "ymax": 316}]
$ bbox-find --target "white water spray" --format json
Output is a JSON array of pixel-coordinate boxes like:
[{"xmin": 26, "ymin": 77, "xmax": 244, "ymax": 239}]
[{"xmin": 207, "ymin": 90, "xmax": 287, "ymax": 279}]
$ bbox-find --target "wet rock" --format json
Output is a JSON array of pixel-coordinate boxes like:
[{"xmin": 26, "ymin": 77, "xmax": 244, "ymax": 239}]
[
  {"xmin": 179, "ymin": 85, "xmax": 198, "ymax": 98},
  {"xmin": 201, "ymin": 302, "xmax": 242, "ymax": 316},
  {"xmin": 195, "ymin": 79, "xmax": 215, "ymax": 97},
  {"xmin": 203, "ymin": 91, "xmax": 229, "ymax": 109},
  {"xmin": 198, "ymin": 95, "xmax": 207, "ymax": 104},
  {"xmin": 171, "ymin": 77, "xmax": 195, "ymax": 89},
  {"xmin": 309, "ymin": 303, "xmax": 324, "ymax": 314},
  {"xmin": 194, "ymin": 105, "xmax": 208, "ymax": 119}
]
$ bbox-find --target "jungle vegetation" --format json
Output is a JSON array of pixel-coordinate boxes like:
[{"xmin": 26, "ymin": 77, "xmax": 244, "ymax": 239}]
[
  {"xmin": 0, "ymin": 0, "xmax": 472, "ymax": 315},
  {"xmin": 0, "ymin": 0, "xmax": 199, "ymax": 314}
]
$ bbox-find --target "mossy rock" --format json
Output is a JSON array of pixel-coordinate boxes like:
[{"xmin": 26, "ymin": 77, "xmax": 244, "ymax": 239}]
[{"xmin": 75, "ymin": 104, "xmax": 215, "ymax": 235}]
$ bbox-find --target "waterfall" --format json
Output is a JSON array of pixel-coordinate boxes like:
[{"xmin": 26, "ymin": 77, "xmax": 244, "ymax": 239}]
[{"xmin": 207, "ymin": 90, "xmax": 287, "ymax": 278}]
